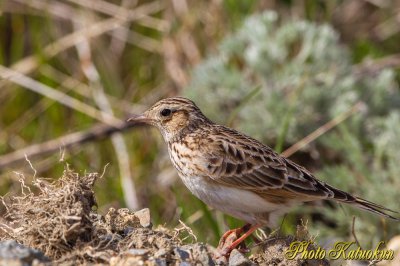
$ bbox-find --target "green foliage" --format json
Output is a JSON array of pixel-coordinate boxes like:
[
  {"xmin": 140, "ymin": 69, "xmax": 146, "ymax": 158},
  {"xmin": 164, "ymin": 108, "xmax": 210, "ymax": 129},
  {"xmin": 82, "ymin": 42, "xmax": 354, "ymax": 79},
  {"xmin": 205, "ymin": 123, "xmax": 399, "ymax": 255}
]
[{"xmin": 186, "ymin": 11, "xmax": 400, "ymax": 243}]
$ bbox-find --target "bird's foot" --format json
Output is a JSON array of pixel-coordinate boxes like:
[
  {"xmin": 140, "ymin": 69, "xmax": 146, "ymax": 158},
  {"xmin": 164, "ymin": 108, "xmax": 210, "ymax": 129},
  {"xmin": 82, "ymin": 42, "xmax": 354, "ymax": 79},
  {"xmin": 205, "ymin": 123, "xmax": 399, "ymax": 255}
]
[
  {"xmin": 214, "ymin": 224, "xmax": 260, "ymax": 260},
  {"xmin": 217, "ymin": 223, "xmax": 251, "ymax": 248}
]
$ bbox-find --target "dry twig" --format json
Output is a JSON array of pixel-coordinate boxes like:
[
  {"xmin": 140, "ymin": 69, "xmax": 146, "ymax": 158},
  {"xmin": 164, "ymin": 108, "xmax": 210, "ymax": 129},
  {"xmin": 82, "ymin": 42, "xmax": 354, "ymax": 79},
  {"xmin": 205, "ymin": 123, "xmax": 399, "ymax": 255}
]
[
  {"xmin": 0, "ymin": 122, "xmax": 140, "ymax": 170},
  {"xmin": 282, "ymin": 101, "xmax": 364, "ymax": 157},
  {"xmin": 351, "ymin": 216, "xmax": 362, "ymax": 249}
]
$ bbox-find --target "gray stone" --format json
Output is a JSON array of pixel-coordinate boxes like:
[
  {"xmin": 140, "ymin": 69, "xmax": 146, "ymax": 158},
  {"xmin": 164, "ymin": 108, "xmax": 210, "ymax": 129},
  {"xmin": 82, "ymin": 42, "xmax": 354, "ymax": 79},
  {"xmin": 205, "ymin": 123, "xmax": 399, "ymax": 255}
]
[
  {"xmin": 125, "ymin": 249, "xmax": 148, "ymax": 256},
  {"xmin": 174, "ymin": 247, "xmax": 190, "ymax": 260},
  {"xmin": 123, "ymin": 227, "xmax": 134, "ymax": 235},
  {"xmin": 135, "ymin": 208, "xmax": 152, "ymax": 228},
  {"xmin": 181, "ymin": 243, "xmax": 215, "ymax": 266},
  {"xmin": 153, "ymin": 248, "xmax": 168, "ymax": 258},
  {"xmin": 0, "ymin": 240, "xmax": 50, "ymax": 265},
  {"xmin": 228, "ymin": 249, "xmax": 253, "ymax": 266},
  {"xmin": 154, "ymin": 258, "xmax": 167, "ymax": 266}
]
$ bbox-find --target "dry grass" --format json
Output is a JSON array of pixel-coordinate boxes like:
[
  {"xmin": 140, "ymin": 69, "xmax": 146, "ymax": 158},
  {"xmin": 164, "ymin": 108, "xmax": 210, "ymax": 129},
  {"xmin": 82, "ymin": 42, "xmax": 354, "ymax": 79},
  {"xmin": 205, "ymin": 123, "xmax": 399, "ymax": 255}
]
[{"xmin": 0, "ymin": 168, "xmax": 189, "ymax": 264}]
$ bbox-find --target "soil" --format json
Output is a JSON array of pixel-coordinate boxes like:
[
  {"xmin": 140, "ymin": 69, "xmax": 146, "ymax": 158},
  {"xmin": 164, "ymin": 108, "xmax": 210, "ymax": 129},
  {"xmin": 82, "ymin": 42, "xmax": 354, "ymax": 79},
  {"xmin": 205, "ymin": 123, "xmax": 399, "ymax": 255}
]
[{"xmin": 0, "ymin": 168, "xmax": 329, "ymax": 265}]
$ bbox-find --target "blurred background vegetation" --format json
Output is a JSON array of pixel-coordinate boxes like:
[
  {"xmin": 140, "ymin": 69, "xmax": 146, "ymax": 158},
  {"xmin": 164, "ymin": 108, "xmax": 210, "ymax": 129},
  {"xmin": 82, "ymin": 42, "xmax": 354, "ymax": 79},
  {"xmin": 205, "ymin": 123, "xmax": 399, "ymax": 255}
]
[{"xmin": 1, "ymin": 0, "xmax": 400, "ymax": 256}]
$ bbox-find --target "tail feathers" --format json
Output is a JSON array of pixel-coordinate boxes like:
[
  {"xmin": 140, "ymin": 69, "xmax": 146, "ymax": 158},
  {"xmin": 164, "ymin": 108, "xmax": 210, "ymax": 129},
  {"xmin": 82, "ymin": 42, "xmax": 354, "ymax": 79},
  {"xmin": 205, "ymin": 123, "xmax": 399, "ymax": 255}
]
[
  {"xmin": 326, "ymin": 184, "xmax": 399, "ymax": 220},
  {"xmin": 351, "ymin": 197, "xmax": 399, "ymax": 221}
]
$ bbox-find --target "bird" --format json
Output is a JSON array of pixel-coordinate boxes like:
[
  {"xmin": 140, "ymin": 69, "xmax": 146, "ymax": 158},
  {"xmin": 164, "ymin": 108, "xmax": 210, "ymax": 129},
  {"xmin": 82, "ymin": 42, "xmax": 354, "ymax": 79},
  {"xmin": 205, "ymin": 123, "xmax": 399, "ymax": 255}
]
[{"xmin": 127, "ymin": 96, "xmax": 399, "ymax": 256}]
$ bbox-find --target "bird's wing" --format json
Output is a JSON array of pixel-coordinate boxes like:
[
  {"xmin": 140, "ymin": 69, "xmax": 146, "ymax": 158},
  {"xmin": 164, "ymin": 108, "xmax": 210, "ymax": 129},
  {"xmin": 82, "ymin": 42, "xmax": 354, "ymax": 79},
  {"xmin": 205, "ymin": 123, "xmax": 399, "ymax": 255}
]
[
  {"xmin": 199, "ymin": 125, "xmax": 333, "ymax": 200},
  {"xmin": 197, "ymin": 125, "xmax": 399, "ymax": 220}
]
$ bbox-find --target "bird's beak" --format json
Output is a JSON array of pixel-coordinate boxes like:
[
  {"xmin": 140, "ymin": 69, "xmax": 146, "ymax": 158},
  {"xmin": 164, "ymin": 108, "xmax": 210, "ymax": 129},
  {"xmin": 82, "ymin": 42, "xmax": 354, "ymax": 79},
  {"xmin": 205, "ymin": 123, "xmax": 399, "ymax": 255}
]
[{"xmin": 127, "ymin": 113, "xmax": 151, "ymax": 124}]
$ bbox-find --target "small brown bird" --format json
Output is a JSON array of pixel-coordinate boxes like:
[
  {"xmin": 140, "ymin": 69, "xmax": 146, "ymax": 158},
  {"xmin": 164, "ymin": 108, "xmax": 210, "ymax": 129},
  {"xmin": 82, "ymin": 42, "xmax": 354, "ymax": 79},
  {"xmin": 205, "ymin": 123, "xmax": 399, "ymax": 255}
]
[{"xmin": 128, "ymin": 97, "xmax": 398, "ymax": 255}]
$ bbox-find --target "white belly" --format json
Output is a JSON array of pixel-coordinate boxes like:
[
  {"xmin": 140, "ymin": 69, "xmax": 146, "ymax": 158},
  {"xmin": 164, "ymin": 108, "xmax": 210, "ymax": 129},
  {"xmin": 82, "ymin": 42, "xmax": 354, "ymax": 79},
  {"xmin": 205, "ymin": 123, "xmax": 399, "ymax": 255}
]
[{"xmin": 179, "ymin": 174, "xmax": 282, "ymax": 225}]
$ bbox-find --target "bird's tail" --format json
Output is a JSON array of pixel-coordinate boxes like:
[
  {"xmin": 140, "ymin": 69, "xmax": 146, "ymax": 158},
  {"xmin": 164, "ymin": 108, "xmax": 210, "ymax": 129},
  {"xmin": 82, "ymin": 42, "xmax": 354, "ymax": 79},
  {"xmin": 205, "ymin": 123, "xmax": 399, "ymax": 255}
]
[
  {"xmin": 327, "ymin": 184, "xmax": 399, "ymax": 221},
  {"xmin": 351, "ymin": 197, "xmax": 399, "ymax": 221}
]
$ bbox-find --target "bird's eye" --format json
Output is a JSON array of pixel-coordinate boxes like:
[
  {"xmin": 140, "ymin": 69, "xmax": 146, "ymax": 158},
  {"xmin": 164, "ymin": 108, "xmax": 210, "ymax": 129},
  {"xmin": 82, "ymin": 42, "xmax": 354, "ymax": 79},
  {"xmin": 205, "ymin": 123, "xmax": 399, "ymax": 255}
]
[{"xmin": 160, "ymin": 108, "xmax": 172, "ymax": 117}]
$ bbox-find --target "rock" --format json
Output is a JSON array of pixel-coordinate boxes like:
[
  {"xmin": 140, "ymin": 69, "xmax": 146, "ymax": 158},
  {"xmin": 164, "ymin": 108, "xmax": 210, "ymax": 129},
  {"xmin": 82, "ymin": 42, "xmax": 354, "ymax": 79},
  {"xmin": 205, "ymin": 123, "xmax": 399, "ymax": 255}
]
[
  {"xmin": 154, "ymin": 248, "xmax": 168, "ymax": 258},
  {"xmin": 104, "ymin": 208, "xmax": 151, "ymax": 233},
  {"xmin": 215, "ymin": 256, "xmax": 228, "ymax": 265},
  {"xmin": 229, "ymin": 249, "xmax": 253, "ymax": 266},
  {"xmin": 135, "ymin": 208, "xmax": 152, "ymax": 228},
  {"xmin": 105, "ymin": 208, "xmax": 141, "ymax": 232},
  {"xmin": 125, "ymin": 249, "xmax": 148, "ymax": 256},
  {"xmin": 109, "ymin": 248, "xmax": 150, "ymax": 266},
  {"xmin": 110, "ymin": 255, "xmax": 143, "ymax": 266},
  {"xmin": 154, "ymin": 258, "xmax": 167, "ymax": 266},
  {"xmin": 174, "ymin": 247, "xmax": 190, "ymax": 260},
  {"xmin": 0, "ymin": 240, "xmax": 50, "ymax": 266},
  {"xmin": 179, "ymin": 243, "xmax": 215, "ymax": 266},
  {"xmin": 123, "ymin": 227, "xmax": 134, "ymax": 236}
]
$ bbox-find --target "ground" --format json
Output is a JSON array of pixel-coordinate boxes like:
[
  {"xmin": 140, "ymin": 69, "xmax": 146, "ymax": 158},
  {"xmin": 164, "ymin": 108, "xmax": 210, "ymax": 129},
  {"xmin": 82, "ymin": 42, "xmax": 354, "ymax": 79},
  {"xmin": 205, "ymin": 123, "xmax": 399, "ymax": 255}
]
[{"xmin": 0, "ymin": 169, "xmax": 329, "ymax": 265}]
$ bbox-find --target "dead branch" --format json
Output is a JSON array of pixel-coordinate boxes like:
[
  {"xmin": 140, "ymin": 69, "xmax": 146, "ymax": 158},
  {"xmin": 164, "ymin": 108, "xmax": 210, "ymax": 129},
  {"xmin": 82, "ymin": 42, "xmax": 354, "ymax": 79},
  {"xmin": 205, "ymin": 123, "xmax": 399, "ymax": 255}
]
[
  {"xmin": 0, "ymin": 122, "xmax": 142, "ymax": 170},
  {"xmin": 282, "ymin": 101, "xmax": 364, "ymax": 157}
]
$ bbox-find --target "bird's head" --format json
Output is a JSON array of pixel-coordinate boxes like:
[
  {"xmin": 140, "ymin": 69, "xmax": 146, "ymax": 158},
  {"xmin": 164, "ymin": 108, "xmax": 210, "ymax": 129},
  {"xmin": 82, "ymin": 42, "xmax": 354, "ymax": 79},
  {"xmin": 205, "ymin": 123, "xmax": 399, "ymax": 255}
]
[{"xmin": 127, "ymin": 97, "xmax": 210, "ymax": 141}]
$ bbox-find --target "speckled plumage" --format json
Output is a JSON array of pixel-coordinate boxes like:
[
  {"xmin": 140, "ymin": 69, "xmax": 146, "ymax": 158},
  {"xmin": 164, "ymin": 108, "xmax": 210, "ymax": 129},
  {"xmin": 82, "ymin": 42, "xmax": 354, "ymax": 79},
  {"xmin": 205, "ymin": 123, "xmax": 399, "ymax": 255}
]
[{"xmin": 128, "ymin": 97, "xmax": 399, "ymax": 227}]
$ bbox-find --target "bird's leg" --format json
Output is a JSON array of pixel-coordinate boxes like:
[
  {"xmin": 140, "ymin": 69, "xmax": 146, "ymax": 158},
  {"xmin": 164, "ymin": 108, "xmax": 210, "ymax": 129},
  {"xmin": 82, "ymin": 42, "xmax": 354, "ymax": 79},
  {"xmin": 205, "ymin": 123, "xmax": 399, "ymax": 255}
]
[
  {"xmin": 216, "ymin": 224, "xmax": 261, "ymax": 258},
  {"xmin": 221, "ymin": 224, "xmax": 260, "ymax": 254},
  {"xmin": 218, "ymin": 223, "xmax": 251, "ymax": 247},
  {"xmin": 219, "ymin": 229, "xmax": 240, "ymax": 245}
]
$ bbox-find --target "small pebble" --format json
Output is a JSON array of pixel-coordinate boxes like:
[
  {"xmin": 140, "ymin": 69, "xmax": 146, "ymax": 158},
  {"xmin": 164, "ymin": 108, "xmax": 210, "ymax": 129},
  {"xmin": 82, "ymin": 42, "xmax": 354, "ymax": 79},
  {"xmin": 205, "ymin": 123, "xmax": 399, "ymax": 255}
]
[
  {"xmin": 228, "ymin": 249, "xmax": 253, "ymax": 266},
  {"xmin": 174, "ymin": 247, "xmax": 190, "ymax": 260},
  {"xmin": 135, "ymin": 208, "xmax": 152, "ymax": 228},
  {"xmin": 125, "ymin": 249, "xmax": 148, "ymax": 256},
  {"xmin": 0, "ymin": 240, "xmax": 50, "ymax": 265}
]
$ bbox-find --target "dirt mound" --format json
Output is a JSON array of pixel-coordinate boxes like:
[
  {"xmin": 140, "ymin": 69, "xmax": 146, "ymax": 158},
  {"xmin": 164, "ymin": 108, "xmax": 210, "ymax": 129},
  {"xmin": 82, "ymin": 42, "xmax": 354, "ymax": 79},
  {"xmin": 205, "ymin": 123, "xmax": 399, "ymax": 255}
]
[
  {"xmin": 0, "ymin": 168, "xmax": 213, "ymax": 265},
  {"xmin": 0, "ymin": 168, "xmax": 327, "ymax": 265}
]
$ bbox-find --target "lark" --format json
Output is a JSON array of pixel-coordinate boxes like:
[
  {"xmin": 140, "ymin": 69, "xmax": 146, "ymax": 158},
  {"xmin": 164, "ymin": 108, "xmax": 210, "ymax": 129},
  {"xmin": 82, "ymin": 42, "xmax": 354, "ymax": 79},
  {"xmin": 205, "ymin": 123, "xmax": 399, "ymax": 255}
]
[{"xmin": 128, "ymin": 97, "xmax": 398, "ymax": 255}]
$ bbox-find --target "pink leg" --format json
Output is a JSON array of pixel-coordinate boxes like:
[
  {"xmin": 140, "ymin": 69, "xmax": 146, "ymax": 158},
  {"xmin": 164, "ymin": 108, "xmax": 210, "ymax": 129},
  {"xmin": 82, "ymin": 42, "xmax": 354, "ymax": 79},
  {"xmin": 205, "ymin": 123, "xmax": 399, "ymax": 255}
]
[
  {"xmin": 216, "ymin": 224, "xmax": 261, "ymax": 258},
  {"xmin": 218, "ymin": 223, "xmax": 250, "ymax": 247},
  {"xmin": 221, "ymin": 224, "xmax": 260, "ymax": 254}
]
